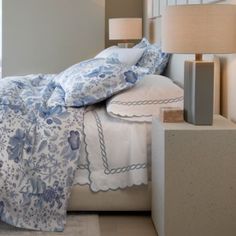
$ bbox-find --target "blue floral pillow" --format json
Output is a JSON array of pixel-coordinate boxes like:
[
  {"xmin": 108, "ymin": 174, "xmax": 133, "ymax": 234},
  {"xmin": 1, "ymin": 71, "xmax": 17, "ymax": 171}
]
[
  {"xmin": 134, "ymin": 38, "xmax": 170, "ymax": 75},
  {"xmin": 50, "ymin": 58, "xmax": 141, "ymax": 107},
  {"xmin": 136, "ymin": 44, "xmax": 170, "ymax": 75},
  {"xmin": 134, "ymin": 38, "xmax": 150, "ymax": 49}
]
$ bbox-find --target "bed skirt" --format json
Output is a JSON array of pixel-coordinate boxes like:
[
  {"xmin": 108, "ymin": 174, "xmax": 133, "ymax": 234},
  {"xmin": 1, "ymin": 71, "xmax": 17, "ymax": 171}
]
[{"xmin": 68, "ymin": 183, "xmax": 151, "ymax": 211}]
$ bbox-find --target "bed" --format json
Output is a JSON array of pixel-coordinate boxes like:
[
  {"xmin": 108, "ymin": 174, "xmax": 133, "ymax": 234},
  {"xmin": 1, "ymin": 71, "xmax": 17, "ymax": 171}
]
[{"xmin": 0, "ymin": 52, "xmax": 221, "ymax": 232}]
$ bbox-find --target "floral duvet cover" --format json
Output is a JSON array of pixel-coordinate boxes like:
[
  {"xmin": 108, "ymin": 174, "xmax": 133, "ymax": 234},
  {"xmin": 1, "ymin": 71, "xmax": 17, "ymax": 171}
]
[{"xmin": 0, "ymin": 74, "xmax": 84, "ymax": 231}]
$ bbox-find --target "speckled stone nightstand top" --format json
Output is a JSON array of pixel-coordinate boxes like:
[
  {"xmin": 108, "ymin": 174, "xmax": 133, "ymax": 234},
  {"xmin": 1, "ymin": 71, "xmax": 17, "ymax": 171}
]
[{"xmin": 152, "ymin": 115, "xmax": 236, "ymax": 236}]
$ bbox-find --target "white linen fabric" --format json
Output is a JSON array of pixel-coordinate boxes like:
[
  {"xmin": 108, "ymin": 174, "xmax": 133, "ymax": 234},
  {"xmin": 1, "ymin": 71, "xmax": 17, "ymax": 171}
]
[
  {"xmin": 73, "ymin": 106, "xmax": 151, "ymax": 192},
  {"xmin": 95, "ymin": 47, "xmax": 145, "ymax": 66},
  {"xmin": 95, "ymin": 46, "xmax": 119, "ymax": 57},
  {"xmin": 106, "ymin": 75, "xmax": 184, "ymax": 122}
]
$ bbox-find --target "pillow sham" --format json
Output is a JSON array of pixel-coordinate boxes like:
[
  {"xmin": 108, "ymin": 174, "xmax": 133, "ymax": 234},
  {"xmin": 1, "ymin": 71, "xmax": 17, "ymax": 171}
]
[
  {"xmin": 106, "ymin": 74, "xmax": 183, "ymax": 122},
  {"xmin": 136, "ymin": 44, "xmax": 170, "ymax": 75},
  {"xmin": 50, "ymin": 58, "xmax": 141, "ymax": 107},
  {"xmin": 133, "ymin": 38, "xmax": 150, "ymax": 49},
  {"xmin": 95, "ymin": 47, "xmax": 145, "ymax": 66}
]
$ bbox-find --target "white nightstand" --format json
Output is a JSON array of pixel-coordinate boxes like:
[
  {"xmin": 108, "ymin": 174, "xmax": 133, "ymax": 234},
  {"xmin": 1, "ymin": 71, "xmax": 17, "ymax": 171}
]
[{"xmin": 152, "ymin": 115, "xmax": 236, "ymax": 236}]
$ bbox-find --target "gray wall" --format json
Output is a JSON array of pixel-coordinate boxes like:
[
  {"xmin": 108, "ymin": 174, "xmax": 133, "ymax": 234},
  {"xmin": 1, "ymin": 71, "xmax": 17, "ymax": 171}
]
[
  {"xmin": 3, "ymin": 0, "xmax": 105, "ymax": 77},
  {"xmin": 105, "ymin": 0, "xmax": 143, "ymax": 48}
]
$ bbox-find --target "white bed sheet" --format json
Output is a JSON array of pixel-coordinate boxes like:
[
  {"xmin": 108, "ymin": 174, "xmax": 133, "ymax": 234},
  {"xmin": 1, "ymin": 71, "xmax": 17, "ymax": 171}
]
[{"xmin": 73, "ymin": 105, "xmax": 151, "ymax": 192}]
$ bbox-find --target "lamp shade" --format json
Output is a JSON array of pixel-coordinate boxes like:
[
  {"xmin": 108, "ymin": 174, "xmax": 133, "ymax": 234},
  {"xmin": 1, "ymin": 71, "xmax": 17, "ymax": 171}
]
[
  {"xmin": 109, "ymin": 18, "xmax": 142, "ymax": 40},
  {"xmin": 162, "ymin": 5, "xmax": 236, "ymax": 54}
]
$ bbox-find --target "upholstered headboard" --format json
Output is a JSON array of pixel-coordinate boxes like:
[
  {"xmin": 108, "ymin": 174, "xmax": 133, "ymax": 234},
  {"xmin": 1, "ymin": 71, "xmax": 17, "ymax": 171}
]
[
  {"xmin": 143, "ymin": 1, "xmax": 221, "ymax": 114},
  {"xmin": 219, "ymin": 1, "xmax": 236, "ymax": 123}
]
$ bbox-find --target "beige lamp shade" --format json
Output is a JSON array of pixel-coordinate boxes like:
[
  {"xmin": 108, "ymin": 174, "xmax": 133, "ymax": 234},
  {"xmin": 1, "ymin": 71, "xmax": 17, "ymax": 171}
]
[
  {"xmin": 109, "ymin": 18, "xmax": 142, "ymax": 40},
  {"xmin": 162, "ymin": 5, "xmax": 236, "ymax": 54}
]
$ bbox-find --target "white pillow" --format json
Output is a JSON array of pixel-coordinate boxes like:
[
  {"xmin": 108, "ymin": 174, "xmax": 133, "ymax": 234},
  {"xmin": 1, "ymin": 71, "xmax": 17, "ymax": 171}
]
[
  {"xmin": 106, "ymin": 75, "xmax": 184, "ymax": 122},
  {"xmin": 95, "ymin": 46, "xmax": 119, "ymax": 58},
  {"xmin": 95, "ymin": 47, "xmax": 145, "ymax": 66}
]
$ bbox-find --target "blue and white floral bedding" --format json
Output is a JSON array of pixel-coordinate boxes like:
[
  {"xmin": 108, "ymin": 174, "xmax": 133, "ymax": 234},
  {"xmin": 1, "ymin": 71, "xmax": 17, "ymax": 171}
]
[
  {"xmin": 0, "ymin": 58, "xmax": 140, "ymax": 231},
  {"xmin": 50, "ymin": 58, "xmax": 141, "ymax": 107},
  {"xmin": 0, "ymin": 74, "xmax": 84, "ymax": 231}
]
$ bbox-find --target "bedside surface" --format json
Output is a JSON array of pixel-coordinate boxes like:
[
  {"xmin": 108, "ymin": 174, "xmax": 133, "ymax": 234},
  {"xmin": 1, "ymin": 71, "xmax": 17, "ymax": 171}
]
[
  {"xmin": 151, "ymin": 114, "xmax": 236, "ymax": 236},
  {"xmin": 153, "ymin": 115, "xmax": 236, "ymax": 130}
]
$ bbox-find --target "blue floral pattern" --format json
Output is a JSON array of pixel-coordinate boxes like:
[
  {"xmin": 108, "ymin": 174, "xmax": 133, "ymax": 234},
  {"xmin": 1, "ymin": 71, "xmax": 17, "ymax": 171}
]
[
  {"xmin": 134, "ymin": 38, "xmax": 170, "ymax": 75},
  {"xmin": 133, "ymin": 38, "xmax": 150, "ymax": 49},
  {"xmin": 0, "ymin": 58, "xmax": 143, "ymax": 231},
  {"xmin": 136, "ymin": 45, "xmax": 170, "ymax": 75},
  {"xmin": 51, "ymin": 58, "xmax": 141, "ymax": 107},
  {"xmin": 0, "ymin": 74, "xmax": 84, "ymax": 231}
]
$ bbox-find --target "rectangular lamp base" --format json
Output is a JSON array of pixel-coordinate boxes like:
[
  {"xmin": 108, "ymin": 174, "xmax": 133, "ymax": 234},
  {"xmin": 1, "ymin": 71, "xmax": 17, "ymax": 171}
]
[{"xmin": 184, "ymin": 61, "xmax": 214, "ymax": 125}]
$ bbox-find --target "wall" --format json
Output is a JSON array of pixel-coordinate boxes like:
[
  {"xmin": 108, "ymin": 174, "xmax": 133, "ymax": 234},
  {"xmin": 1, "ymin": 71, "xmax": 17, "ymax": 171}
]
[
  {"xmin": 105, "ymin": 0, "xmax": 143, "ymax": 48},
  {"xmin": 2, "ymin": 0, "xmax": 105, "ymax": 77},
  {"xmin": 143, "ymin": 0, "xmax": 161, "ymax": 44}
]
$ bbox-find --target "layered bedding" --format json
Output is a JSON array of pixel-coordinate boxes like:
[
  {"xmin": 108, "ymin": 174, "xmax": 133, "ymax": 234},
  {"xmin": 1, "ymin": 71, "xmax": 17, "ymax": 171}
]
[
  {"xmin": 0, "ymin": 58, "xmax": 145, "ymax": 231},
  {"xmin": 0, "ymin": 38, "xmax": 184, "ymax": 232},
  {"xmin": 74, "ymin": 74, "xmax": 184, "ymax": 192}
]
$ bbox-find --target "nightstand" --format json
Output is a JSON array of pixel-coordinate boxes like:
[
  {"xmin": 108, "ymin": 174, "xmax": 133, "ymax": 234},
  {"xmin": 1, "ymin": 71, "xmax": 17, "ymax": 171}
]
[{"xmin": 152, "ymin": 115, "xmax": 236, "ymax": 236}]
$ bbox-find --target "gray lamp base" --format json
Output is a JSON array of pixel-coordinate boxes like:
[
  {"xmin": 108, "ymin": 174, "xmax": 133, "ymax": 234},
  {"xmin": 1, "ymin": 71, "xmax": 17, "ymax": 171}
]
[{"xmin": 184, "ymin": 60, "xmax": 214, "ymax": 125}]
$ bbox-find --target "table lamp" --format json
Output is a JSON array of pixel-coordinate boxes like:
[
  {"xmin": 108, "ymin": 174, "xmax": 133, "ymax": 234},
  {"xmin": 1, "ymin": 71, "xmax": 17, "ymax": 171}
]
[
  {"xmin": 162, "ymin": 5, "xmax": 236, "ymax": 125},
  {"xmin": 109, "ymin": 18, "xmax": 142, "ymax": 48}
]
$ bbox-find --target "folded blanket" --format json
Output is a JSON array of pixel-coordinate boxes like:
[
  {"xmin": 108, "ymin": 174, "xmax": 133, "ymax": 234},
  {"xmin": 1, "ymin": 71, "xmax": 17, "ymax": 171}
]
[{"xmin": 0, "ymin": 74, "xmax": 84, "ymax": 231}]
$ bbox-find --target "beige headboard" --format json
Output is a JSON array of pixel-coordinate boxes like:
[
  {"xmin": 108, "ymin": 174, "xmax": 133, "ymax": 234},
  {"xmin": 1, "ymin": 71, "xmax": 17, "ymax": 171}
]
[
  {"xmin": 220, "ymin": 55, "xmax": 236, "ymax": 122},
  {"xmin": 218, "ymin": 0, "xmax": 236, "ymax": 122}
]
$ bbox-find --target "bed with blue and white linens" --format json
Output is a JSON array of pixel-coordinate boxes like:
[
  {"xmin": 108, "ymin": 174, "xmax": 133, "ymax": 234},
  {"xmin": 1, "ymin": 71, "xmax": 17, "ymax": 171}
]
[{"xmin": 0, "ymin": 39, "xmax": 220, "ymax": 232}]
